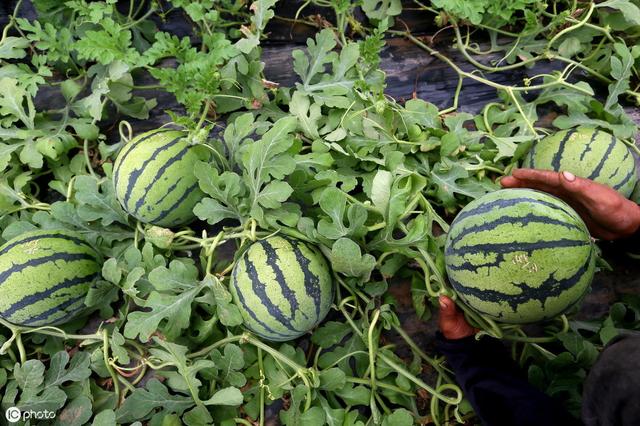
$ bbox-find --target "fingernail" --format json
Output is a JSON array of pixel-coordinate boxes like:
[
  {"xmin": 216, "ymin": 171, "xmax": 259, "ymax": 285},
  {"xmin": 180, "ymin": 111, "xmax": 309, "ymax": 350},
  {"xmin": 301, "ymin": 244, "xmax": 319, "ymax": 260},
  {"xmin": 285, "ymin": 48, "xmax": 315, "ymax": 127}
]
[
  {"xmin": 562, "ymin": 171, "xmax": 576, "ymax": 182},
  {"xmin": 439, "ymin": 297, "xmax": 448, "ymax": 309}
]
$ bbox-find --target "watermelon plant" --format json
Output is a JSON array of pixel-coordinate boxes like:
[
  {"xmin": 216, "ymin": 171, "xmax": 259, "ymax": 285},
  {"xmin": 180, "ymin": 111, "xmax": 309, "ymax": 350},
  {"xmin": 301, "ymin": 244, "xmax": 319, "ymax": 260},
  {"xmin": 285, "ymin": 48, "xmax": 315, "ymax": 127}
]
[
  {"xmin": 0, "ymin": 0, "xmax": 639, "ymax": 424},
  {"xmin": 445, "ymin": 189, "xmax": 596, "ymax": 324},
  {"xmin": 523, "ymin": 127, "xmax": 638, "ymax": 197}
]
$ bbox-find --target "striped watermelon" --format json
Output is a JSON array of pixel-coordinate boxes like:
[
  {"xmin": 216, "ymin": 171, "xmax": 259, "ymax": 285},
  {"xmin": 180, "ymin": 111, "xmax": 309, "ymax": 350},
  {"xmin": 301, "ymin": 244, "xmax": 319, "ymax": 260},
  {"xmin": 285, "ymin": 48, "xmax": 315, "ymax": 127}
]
[
  {"xmin": 230, "ymin": 236, "xmax": 334, "ymax": 341},
  {"xmin": 444, "ymin": 189, "xmax": 595, "ymax": 324},
  {"xmin": 0, "ymin": 230, "xmax": 100, "ymax": 327},
  {"xmin": 113, "ymin": 128, "xmax": 209, "ymax": 227},
  {"xmin": 523, "ymin": 127, "xmax": 638, "ymax": 197}
]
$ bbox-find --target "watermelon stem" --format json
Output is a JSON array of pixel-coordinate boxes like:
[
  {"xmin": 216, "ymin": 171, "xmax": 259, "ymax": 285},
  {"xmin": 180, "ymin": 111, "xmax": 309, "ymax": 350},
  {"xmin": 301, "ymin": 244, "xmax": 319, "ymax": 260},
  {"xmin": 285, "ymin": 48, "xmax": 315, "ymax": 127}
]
[
  {"xmin": 187, "ymin": 332, "xmax": 315, "ymax": 411},
  {"xmin": 14, "ymin": 333, "xmax": 26, "ymax": 364},
  {"xmin": 102, "ymin": 328, "xmax": 121, "ymax": 407}
]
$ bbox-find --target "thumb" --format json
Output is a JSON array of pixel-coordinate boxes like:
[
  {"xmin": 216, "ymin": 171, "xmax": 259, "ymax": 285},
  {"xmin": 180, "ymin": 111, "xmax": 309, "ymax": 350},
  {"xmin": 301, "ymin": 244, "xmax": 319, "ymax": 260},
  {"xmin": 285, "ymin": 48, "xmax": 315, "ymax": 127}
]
[
  {"xmin": 438, "ymin": 295, "xmax": 457, "ymax": 318},
  {"xmin": 559, "ymin": 171, "xmax": 586, "ymax": 195}
]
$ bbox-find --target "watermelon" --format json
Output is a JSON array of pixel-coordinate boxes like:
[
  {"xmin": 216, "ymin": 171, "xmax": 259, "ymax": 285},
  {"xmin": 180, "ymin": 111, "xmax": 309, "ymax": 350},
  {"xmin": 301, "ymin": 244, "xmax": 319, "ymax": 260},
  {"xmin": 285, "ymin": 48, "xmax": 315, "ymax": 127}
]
[
  {"xmin": 523, "ymin": 127, "xmax": 638, "ymax": 197},
  {"xmin": 230, "ymin": 236, "xmax": 334, "ymax": 341},
  {"xmin": 113, "ymin": 128, "xmax": 209, "ymax": 227},
  {"xmin": 444, "ymin": 189, "xmax": 595, "ymax": 324},
  {"xmin": 0, "ymin": 230, "xmax": 100, "ymax": 327}
]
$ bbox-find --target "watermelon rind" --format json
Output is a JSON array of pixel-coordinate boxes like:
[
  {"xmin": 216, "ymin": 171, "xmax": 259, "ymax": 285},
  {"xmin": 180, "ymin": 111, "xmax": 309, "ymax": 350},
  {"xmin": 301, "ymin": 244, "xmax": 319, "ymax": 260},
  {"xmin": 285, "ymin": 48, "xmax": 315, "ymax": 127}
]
[
  {"xmin": 0, "ymin": 230, "xmax": 101, "ymax": 327},
  {"xmin": 444, "ymin": 189, "xmax": 595, "ymax": 324},
  {"xmin": 524, "ymin": 127, "xmax": 638, "ymax": 197},
  {"xmin": 230, "ymin": 236, "xmax": 335, "ymax": 341},
  {"xmin": 113, "ymin": 128, "xmax": 209, "ymax": 227}
]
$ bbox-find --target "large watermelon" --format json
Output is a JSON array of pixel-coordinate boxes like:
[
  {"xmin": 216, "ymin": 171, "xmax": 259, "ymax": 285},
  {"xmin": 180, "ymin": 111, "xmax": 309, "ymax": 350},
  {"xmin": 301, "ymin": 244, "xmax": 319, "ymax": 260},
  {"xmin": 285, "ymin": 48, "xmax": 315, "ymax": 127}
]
[
  {"xmin": 444, "ymin": 189, "xmax": 595, "ymax": 324},
  {"xmin": 230, "ymin": 236, "xmax": 334, "ymax": 341},
  {"xmin": 0, "ymin": 230, "xmax": 100, "ymax": 327},
  {"xmin": 113, "ymin": 128, "xmax": 209, "ymax": 227},
  {"xmin": 523, "ymin": 127, "xmax": 638, "ymax": 197}
]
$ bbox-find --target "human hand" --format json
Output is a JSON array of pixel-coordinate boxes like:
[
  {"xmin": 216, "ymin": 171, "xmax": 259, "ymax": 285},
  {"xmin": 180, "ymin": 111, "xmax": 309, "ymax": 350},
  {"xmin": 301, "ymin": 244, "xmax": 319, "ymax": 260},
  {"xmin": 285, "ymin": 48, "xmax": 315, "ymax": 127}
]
[
  {"xmin": 501, "ymin": 169, "xmax": 640, "ymax": 240},
  {"xmin": 438, "ymin": 295, "xmax": 476, "ymax": 340}
]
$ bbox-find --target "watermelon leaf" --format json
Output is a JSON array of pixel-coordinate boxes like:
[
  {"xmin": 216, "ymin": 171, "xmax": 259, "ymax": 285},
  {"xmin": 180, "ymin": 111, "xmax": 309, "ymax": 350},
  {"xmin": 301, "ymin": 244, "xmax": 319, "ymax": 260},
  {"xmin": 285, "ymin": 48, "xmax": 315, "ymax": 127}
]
[
  {"xmin": 115, "ymin": 379, "xmax": 193, "ymax": 423},
  {"xmin": 124, "ymin": 262, "xmax": 207, "ymax": 342}
]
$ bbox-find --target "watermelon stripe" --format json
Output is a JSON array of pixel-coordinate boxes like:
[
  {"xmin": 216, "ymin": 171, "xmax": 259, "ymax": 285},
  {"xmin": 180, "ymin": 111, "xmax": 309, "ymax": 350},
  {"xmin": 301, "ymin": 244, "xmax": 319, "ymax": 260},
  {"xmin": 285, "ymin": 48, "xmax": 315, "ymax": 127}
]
[
  {"xmin": 452, "ymin": 253, "xmax": 593, "ymax": 312},
  {"xmin": 587, "ymin": 134, "xmax": 617, "ymax": 180},
  {"xmin": 607, "ymin": 149, "xmax": 632, "ymax": 183},
  {"xmin": 449, "ymin": 213, "xmax": 583, "ymax": 248},
  {"xmin": 231, "ymin": 266, "xmax": 291, "ymax": 339},
  {"xmin": 453, "ymin": 197, "xmax": 576, "ymax": 225},
  {"xmin": 0, "ymin": 253, "xmax": 97, "ymax": 283},
  {"xmin": 260, "ymin": 240, "xmax": 301, "ymax": 319},
  {"xmin": 0, "ymin": 233, "xmax": 94, "ymax": 256},
  {"xmin": 151, "ymin": 183, "xmax": 199, "ymax": 224},
  {"xmin": 578, "ymin": 129, "xmax": 599, "ymax": 161},
  {"xmin": 132, "ymin": 145, "xmax": 190, "ymax": 215},
  {"xmin": 153, "ymin": 177, "xmax": 183, "ymax": 208},
  {"xmin": 447, "ymin": 238, "xmax": 589, "ymax": 257},
  {"xmin": 113, "ymin": 129, "xmax": 173, "ymax": 188},
  {"xmin": 41, "ymin": 303, "xmax": 87, "ymax": 326},
  {"xmin": 551, "ymin": 128, "xmax": 578, "ymax": 170},
  {"xmin": 21, "ymin": 295, "xmax": 85, "ymax": 326},
  {"xmin": 526, "ymin": 141, "xmax": 537, "ymax": 168},
  {"xmin": 122, "ymin": 136, "xmax": 183, "ymax": 208},
  {"xmin": 243, "ymin": 255, "xmax": 302, "ymax": 333},
  {"xmin": 289, "ymin": 239, "xmax": 324, "ymax": 319},
  {"xmin": 613, "ymin": 165, "xmax": 637, "ymax": 191},
  {"xmin": 0, "ymin": 273, "xmax": 98, "ymax": 318}
]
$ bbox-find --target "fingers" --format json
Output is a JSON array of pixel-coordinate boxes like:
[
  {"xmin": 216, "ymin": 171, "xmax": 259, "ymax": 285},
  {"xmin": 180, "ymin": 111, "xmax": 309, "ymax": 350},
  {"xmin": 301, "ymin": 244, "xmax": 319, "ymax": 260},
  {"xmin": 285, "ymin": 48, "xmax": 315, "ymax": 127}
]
[
  {"xmin": 438, "ymin": 296, "xmax": 476, "ymax": 340},
  {"xmin": 502, "ymin": 169, "xmax": 640, "ymax": 240},
  {"xmin": 438, "ymin": 295, "xmax": 456, "ymax": 314}
]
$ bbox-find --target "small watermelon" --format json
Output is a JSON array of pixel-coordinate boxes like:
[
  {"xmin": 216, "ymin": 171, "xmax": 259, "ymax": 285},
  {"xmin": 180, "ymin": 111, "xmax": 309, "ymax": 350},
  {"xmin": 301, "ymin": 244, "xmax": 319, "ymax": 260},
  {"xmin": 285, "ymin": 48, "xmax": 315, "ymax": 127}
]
[
  {"xmin": 113, "ymin": 128, "xmax": 209, "ymax": 227},
  {"xmin": 0, "ymin": 230, "xmax": 101, "ymax": 327},
  {"xmin": 445, "ymin": 189, "xmax": 595, "ymax": 324},
  {"xmin": 524, "ymin": 127, "xmax": 638, "ymax": 197},
  {"xmin": 230, "ymin": 236, "xmax": 334, "ymax": 341}
]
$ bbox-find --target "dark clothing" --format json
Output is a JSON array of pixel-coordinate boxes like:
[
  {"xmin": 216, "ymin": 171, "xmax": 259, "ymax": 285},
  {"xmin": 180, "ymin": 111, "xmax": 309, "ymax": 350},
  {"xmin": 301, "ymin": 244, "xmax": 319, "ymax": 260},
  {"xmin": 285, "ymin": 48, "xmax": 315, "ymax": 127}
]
[
  {"xmin": 581, "ymin": 335, "xmax": 640, "ymax": 426},
  {"xmin": 435, "ymin": 332, "xmax": 580, "ymax": 426}
]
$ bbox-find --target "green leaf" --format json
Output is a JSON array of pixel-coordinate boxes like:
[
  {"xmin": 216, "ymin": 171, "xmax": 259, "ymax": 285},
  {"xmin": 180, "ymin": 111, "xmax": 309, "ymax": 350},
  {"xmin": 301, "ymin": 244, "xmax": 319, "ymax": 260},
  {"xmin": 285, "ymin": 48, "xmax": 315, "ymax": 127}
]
[
  {"xmin": 558, "ymin": 37, "xmax": 582, "ymax": 58},
  {"xmin": 124, "ymin": 275, "xmax": 206, "ymax": 342},
  {"xmin": 382, "ymin": 408, "xmax": 414, "ymax": 426},
  {"xmin": 0, "ymin": 37, "xmax": 30, "ymax": 60},
  {"xmin": 55, "ymin": 396, "xmax": 93, "ymax": 426},
  {"xmin": 362, "ymin": 0, "xmax": 402, "ymax": 21},
  {"xmin": 430, "ymin": 161, "xmax": 494, "ymax": 208},
  {"xmin": 319, "ymin": 368, "xmax": 347, "ymax": 391},
  {"xmin": 73, "ymin": 176, "xmax": 130, "ymax": 226},
  {"xmin": 116, "ymin": 379, "xmax": 193, "ymax": 423},
  {"xmin": 402, "ymin": 99, "xmax": 440, "ymax": 129},
  {"xmin": 14, "ymin": 360, "xmax": 45, "ymax": 390},
  {"xmin": 44, "ymin": 351, "xmax": 92, "ymax": 388},
  {"xmin": 330, "ymin": 238, "xmax": 376, "ymax": 281},
  {"xmin": 149, "ymin": 339, "xmax": 215, "ymax": 398},
  {"xmin": 596, "ymin": 0, "xmax": 640, "ymax": 25},
  {"xmin": 210, "ymin": 344, "xmax": 246, "ymax": 388},
  {"xmin": 203, "ymin": 387, "xmax": 243, "ymax": 406},
  {"xmin": 235, "ymin": 0, "xmax": 277, "ymax": 53},
  {"xmin": 92, "ymin": 410, "xmax": 116, "ymax": 426},
  {"xmin": 0, "ymin": 77, "xmax": 35, "ymax": 128},
  {"xmin": 311, "ymin": 321, "xmax": 352, "ymax": 348},
  {"xmin": 290, "ymin": 92, "xmax": 321, "ymax": 139},
  {"xmin": 317, "ymin": 187, "xmax": 368, "ymax": 240},
  {"xmin": 605, "ymin": 43, "xmax": 633, "ymax": 112},
  {"xmin": 74, "ymin": 24, "xmax": 140, "ymax": 65}
]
